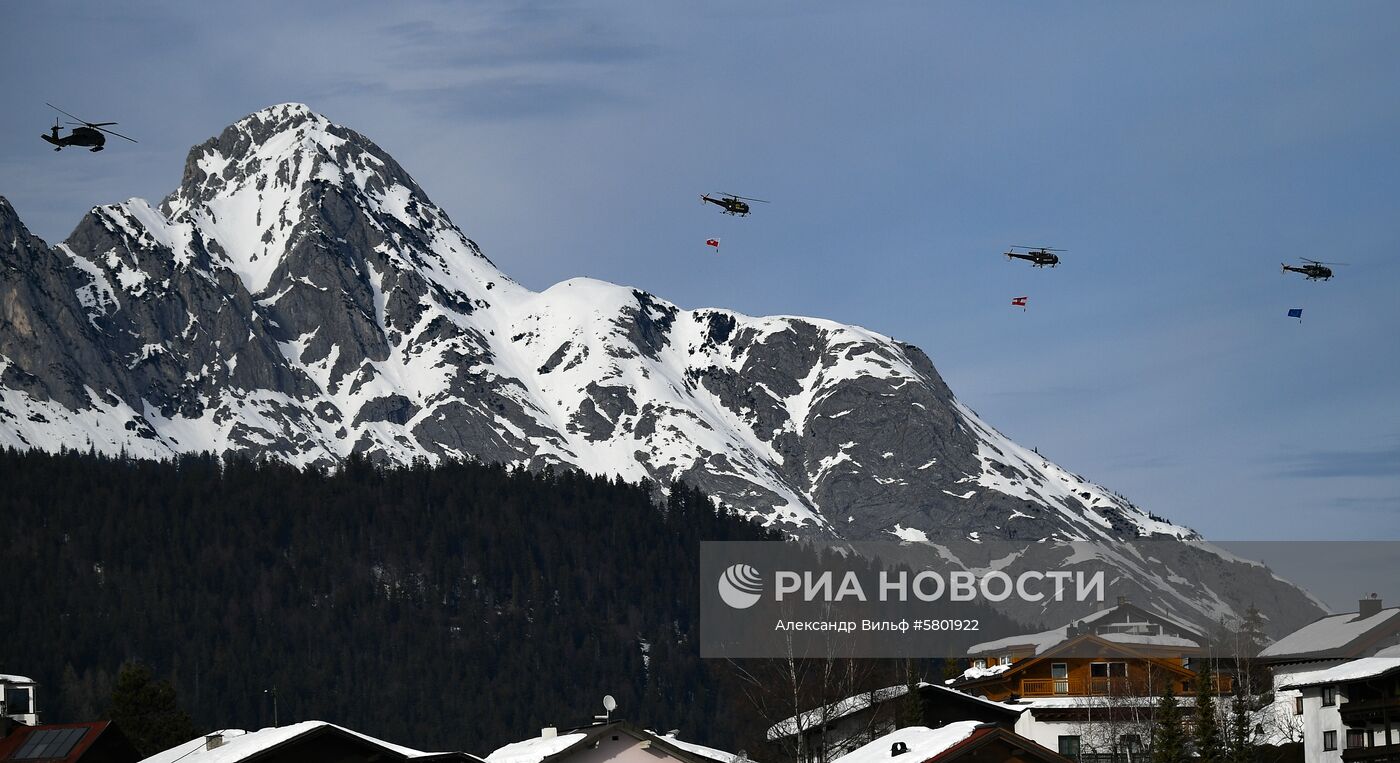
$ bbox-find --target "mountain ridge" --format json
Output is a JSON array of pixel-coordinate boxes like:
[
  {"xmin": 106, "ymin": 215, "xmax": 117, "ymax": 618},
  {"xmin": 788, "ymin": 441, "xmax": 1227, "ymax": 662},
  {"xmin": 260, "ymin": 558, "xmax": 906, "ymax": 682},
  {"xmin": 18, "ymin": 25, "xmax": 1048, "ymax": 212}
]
[{"xmin": 0, "ymin": 103, "xmax": 1324, "ymax": 631}]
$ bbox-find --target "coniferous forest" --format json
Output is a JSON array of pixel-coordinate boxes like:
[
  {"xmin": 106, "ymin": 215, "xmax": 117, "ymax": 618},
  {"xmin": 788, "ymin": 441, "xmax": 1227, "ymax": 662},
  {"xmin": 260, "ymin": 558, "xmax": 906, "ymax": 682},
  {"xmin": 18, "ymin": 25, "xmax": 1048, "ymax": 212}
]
[
  {"xmin": 1, "ymin": 448, "xmax": 787, "ymax": 752},
  {"xmin": 1, "ymin": 448, "xmax": 1015, "ymax": 756}
]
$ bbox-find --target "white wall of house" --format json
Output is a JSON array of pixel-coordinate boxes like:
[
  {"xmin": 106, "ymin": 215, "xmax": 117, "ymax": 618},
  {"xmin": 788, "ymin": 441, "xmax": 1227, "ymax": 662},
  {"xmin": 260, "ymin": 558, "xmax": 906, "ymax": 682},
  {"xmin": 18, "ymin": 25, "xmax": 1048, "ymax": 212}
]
[
  {"xmin": 1012, "ymin": 701, "xmax": 1155, "ymax": 761},
  {"xmin": 1296, "ymin": 685, "xmax": 1345, "ymax": 763},
  {"xmin": 1014, "ymin": 711, "xmax": 1071, "ymax": 753}
]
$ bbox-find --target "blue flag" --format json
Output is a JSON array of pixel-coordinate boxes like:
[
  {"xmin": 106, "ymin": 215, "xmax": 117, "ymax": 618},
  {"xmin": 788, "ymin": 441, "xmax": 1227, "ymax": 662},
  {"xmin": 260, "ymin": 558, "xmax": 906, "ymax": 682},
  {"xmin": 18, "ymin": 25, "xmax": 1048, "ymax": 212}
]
[{"xmin": 1287, "ymin": 308, "xmax": 1303, "ymax": 319}]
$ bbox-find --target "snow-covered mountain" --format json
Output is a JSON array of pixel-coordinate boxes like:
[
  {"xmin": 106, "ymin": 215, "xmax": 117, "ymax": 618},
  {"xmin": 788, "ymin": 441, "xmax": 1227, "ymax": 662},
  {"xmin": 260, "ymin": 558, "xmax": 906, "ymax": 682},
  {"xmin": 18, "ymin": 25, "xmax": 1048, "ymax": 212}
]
[{"xmin": 0, "ymin": 104, "xmax": 1321, "ymax": 631}]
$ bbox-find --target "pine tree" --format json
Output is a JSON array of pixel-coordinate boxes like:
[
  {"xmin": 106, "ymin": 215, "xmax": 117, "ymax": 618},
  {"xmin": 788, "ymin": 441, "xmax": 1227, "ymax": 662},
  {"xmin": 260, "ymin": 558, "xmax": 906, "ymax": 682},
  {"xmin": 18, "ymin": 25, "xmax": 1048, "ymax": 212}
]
[
  {"xmin": 1193, "ymin": 662, "xmax": 1222, "ymax": 763},
  {"xmin": 1227, "ymin": 687, "xmax": 1253, "ymax": 763},
  {"xmin": 1151, "ymin": 683, "xmax": 1187, "ymax": 763},
  {"xmin": 895, "ymin": 661, "xmax": 924, "ymax": 729},
  {"xmin": 108, "ymin": 661, "xmax": 199, "ymax": 758}
]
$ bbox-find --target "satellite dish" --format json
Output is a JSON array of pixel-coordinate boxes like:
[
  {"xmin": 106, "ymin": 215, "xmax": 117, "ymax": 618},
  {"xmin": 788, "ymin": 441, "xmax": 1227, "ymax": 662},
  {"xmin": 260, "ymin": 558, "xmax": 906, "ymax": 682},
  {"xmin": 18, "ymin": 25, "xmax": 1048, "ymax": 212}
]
[{"xmin": 603, "ymin": 695, "xmax": 618, "ymax": 713}]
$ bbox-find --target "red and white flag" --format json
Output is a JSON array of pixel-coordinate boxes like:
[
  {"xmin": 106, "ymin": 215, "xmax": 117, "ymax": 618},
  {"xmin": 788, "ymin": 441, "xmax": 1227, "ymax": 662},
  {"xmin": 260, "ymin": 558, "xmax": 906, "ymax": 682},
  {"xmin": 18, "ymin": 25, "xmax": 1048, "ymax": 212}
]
[
  {"xmin": 1011, "ymin": 296, "xmax": 1028, "ymax": 309},
  {"xmin": 706, "ymin": 238, "xmax": 720, "ymax": 252}
]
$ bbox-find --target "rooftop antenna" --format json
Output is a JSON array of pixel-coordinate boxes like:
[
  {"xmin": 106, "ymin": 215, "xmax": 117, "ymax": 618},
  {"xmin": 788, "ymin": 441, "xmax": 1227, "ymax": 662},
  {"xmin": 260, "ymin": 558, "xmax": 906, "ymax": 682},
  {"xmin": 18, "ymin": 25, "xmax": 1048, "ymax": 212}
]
[
  {"xmin": 595, "ymin": 695, "xmax": 617, "ymax": 724},
  {"xmin": 265, "ymin": 687, "xmax": 279, "ymax": 727}
]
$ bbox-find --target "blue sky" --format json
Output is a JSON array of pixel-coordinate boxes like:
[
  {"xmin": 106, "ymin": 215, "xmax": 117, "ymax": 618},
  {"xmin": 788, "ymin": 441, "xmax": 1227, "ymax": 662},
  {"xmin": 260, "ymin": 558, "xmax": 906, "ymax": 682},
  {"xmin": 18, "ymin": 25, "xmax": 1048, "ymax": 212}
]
[{"xmin": 2, "ymin": 1, "xmax": 1396, "ymax": 539}]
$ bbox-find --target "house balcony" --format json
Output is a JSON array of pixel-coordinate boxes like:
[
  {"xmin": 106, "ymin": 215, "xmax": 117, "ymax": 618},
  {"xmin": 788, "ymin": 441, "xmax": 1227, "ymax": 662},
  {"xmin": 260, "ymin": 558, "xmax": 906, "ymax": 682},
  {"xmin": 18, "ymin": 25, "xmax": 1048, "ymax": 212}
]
[
  {"xmin": 1342, "ymin": 743, "xmax": 1400, "ymax": 762},
  {"xmin": 1341, "ymin": 696, "xmax": 1400, "ymax": 726},
  {"xmin": 1019, "ymin": 675, "xmax": 1231, "ymax": 698}
]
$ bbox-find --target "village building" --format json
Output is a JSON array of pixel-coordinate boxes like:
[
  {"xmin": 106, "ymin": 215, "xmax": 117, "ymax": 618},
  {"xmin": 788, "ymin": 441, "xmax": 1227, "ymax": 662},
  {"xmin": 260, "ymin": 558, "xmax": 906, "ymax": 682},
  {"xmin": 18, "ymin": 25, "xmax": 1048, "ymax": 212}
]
[
  {"xmin": 1260, "ymin": 596, "xmax": 1400, "ymax": 763},
  {"xmin": 948, "ymin": 599, "xmax": 1232, "ymax": 761}
]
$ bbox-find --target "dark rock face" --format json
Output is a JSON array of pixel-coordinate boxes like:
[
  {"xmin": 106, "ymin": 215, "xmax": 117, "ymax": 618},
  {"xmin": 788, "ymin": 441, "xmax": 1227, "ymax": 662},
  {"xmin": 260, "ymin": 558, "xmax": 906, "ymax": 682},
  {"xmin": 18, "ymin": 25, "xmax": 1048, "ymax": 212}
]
[{"xmin": 0, "ymin": 104, "xmax": 1324, "ymax": 632}]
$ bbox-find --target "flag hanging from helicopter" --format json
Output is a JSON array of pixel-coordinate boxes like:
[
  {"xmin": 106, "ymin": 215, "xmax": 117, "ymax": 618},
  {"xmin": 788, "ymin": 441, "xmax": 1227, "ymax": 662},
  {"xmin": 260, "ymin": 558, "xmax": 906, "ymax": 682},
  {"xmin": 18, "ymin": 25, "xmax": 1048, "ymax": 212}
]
[
  {"xmin": 706, "ymin": 238, "xmax": 720, "ymax": 253},
  {"xmin": 1011, "ymin": 296, "xmax": 1028, "ymax": 310},
  {"xmin": 1287, "ymin": 308, "xmax": 1303, "ymax": 322}
]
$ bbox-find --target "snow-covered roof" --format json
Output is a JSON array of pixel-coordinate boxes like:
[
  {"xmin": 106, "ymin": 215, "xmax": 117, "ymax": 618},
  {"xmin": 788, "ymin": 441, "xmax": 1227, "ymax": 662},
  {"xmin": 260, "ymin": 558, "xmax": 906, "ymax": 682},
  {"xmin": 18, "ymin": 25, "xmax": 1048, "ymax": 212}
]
[
  {"xmin": 830, "ymin": 724, "xmax": 981, "ymax": 763},
  {"xmin": 965, "ymin": 603, "xmax": 1203, "ymax": 659},
  {"xmin": 0, "ymin": 674, "xmax": 36, "ymax": 684},
  {"xmin": 140, "ymin": 721, "xmax": 457, "ymax": 763},
  {"xmin": 1259, "ymin": 607, "xmax": 1400, "ymax": 661},
  {"xmin": 486, "ymin": 733, "xmax": 589, "ymax": 763},
  {"xmin": 657, "ymin": 733, "xmax": 738, "ymax": 763},
  {"xmin": 767, "ymin": 683, "xmax": 1018, "ymax": 740},
  {"xmin": 767, "ymin": 685, "xmax": 912, "ymax": 740},
  {"xmin": 487, "ymin": 725, "xmax": 735, "ymax": 763},
  {"xmin": 946, "ymin": 664, "xmax": 1011, "ymax": 684},
  {"xmin": 1100, "ymin": 633, "xmax": 1199, "ymax": 648},
  {"xmin": 1275, "ymin": 655, "xmax": 1400, "ymax": 689}
]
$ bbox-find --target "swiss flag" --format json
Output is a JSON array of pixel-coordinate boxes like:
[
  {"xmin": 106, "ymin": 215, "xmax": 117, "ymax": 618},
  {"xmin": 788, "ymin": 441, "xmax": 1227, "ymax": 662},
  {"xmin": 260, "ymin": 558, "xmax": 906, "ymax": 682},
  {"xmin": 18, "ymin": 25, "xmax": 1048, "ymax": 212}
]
[{"xmin": 705, "ymin": 238, "xmax": 720, "ymax": 252}]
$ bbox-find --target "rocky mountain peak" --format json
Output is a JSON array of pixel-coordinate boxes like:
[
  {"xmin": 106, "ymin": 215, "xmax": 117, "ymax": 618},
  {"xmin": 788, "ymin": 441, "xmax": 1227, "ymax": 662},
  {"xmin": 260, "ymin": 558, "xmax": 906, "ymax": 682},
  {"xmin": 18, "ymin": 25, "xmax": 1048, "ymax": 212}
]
[{"xmin": 0, "ymin": 106, "xmax": 1325, "ymax": 633}]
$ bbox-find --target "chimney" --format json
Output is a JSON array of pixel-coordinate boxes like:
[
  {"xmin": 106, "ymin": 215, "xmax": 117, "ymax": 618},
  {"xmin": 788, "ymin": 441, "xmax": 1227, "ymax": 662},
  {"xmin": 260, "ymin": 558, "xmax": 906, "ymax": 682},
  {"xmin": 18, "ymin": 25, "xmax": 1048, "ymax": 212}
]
[
  {"xmin": 541, "ymin": 728, "xmax": 557, "ymax": 739},
  {"xmin": 205, "ymin": 733, "xmax": 224, "ymax": 751},
  {"xmin": 891, "ymin": 742, "xmax": 909, "ymax": 757},
  {"xmin": 1359, "ymin": 594, "xmax": 1383, "ymax": 619}
]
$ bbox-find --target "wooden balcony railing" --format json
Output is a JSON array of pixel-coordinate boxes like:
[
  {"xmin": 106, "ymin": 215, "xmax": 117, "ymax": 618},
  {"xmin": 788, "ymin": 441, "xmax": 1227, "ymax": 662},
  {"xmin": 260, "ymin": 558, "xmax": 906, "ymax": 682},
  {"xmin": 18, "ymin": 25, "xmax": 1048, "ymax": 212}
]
[
  {"xmin": 1341, "ymin": 743, "xmax": 1400, "ymax": 762},
  {"xmin": 1341, "ymin": 695, "xmax": 1400, "ymax": 725},
  {"xmin": 1020, "ymin": 674, "xmax": 1232, "ymax": 698}
]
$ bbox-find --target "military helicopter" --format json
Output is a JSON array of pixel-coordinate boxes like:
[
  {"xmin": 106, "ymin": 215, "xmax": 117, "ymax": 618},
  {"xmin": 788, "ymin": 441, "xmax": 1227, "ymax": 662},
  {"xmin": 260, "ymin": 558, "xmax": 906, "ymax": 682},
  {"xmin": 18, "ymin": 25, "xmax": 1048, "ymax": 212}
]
[
  {"xmin": 1282, "ymin": 258, "xmax": 1345, "ymax": 281},
  {"xmin": 1004, "ymin": 245, "xmax": 1064, "ymax": 268},
  {"xmin": 40, "ymin": 103, "xmax": 137, "ymax": 152},
  {"xmin": 700, "ymin": 192, "xmax": 768, "ymax": 217}
]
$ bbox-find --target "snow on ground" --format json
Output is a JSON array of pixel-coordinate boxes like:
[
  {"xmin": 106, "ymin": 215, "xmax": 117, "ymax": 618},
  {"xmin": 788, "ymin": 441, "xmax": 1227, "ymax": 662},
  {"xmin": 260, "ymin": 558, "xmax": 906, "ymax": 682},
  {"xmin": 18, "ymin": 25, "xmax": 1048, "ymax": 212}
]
[{"xmin": 953, "ymin": 400, "xmax": 1197, "ymax": 541}]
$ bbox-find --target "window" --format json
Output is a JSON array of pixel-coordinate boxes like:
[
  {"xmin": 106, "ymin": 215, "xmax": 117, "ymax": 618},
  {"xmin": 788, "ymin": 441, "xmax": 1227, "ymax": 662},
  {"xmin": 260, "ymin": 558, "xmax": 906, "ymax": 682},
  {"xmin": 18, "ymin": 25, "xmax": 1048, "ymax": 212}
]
[
  {"xmin": 1323, "ymin": 731, "xmax": 1337, "ymax": 751},
  {"xmin": 4, "ymin": 686, "xmax": 32, "ymax": 716},
  {"xmin": 1051, "ymin": 663, "xmax": 1069, "ymax": 695},
  {"xmin": 999, "ymin": 655, "xmax": 1012, "ymax": 666},
  {"xmin": 1322, "ymin": 686, "xmax": 1336, "ymax": 706},
  {"xmin": 1347, "ymin": 729, "xmax": 1369, "ymax": 749},
  {"xmin": 1120, "ymin": 734, "xmax": 1143, "ymax": 754},
  {"xmin": 973, "ymin": 658, "xmax": 986, "ymax": 669},
  {"xmin": 1090, "ymin": 662, "xmax": 1128, "ymax": 677},
  {"xmin": 1294, "ymin": 696, "xmax": 1303, "ymax": 715},
  {"xmin": 1058, "ymin": 735, "xmax": 1081, "ymax": 760}
]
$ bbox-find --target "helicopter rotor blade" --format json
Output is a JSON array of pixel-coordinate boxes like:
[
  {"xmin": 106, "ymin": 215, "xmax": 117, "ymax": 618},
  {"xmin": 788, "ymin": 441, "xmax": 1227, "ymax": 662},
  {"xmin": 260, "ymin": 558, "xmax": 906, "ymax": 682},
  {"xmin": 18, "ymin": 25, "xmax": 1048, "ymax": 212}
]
[
  {"xmin": 95, "ymin": 126, "xmax": 138, "ymax": 143},
  {"xmin": 46, "ymin": 102, "xmax": 90, "ymax": 125},
  {"xmin": 87, "ymin": 122, "xmax": 118, "ymax": 127}
]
